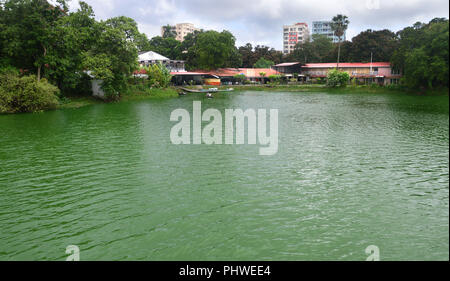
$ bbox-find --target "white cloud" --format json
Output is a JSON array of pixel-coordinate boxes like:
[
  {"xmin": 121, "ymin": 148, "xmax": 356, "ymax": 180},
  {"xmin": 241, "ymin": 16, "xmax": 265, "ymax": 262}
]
[{"xmin": 70, "ymin": 0, "xmax": 449, "ymax": 50}]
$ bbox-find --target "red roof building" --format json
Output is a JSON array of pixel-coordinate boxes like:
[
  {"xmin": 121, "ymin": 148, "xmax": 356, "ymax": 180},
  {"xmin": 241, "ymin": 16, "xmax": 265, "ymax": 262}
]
[{"xmin": 301, "ymin": 62, "xmax": 402, "ymax": 85}]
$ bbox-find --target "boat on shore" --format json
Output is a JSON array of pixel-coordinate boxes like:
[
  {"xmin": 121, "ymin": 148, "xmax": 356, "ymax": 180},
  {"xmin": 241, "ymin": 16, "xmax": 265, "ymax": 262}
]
[{"xmin": 179, "ymin": 87, "xmax": 234, "ymax": 93}]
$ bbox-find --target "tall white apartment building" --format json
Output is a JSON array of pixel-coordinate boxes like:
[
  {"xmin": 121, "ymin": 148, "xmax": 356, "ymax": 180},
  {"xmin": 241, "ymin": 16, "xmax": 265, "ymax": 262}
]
[
  {"xmin": 283, "ymin": 23, "xmax": 310, "ymax": 54},
  {"xmin": 161, "ymin": 23, "xmax": 200, "ymax": 42},
  {"xmin": 312, "ymin": 21, "xmax": 345, "ymax": 43}
]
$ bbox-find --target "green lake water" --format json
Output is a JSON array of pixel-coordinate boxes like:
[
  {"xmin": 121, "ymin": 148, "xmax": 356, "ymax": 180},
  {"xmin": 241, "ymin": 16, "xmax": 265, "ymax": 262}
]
[{"xmin": 0, "ymin": 91, "xmax": 448, "ymax": 261}]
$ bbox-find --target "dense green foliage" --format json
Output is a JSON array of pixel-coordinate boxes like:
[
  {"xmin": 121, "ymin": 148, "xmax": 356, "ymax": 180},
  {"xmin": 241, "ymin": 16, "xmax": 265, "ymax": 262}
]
[
  {"xmin": 238, "ymin": 44, "xmax": 283, "ymax": 68},
  {"xmin": 143, "ymin": 64, "xmax": 173, "ymax": 88},
  {"xmin": 183, "ymin": 30, "xmax": 241, "ymax": 70},
  {"xmin": 0, "ymin": 0, "xmax": 68, "ymax": 80},
  {"xmin": 0, "ymin": 0, "xmax": 142, "ymax": 98},
  {"xmin": 145, "ymin": 29, "xmax": 243, "ymax": 70},
  {"xmin": 233, "ymin": 74, "xmax": 246, "ymax": 84},
  {"xmin": 161, "ymin": 24, "xmax": 177, "ymax": 39},
  {"xmin": 253, "ymin": 57, "xmax": 275, "ymax": 68},
  {"xmin": 347, "ymin": 29, "xmax": 398, "ymax": 62},
  {"xmin": 268, "ymin": 74, "xmax": 282, "ymax": 85},
  {"xmin": 0, "ymin": 72, "xmax": 59, "ymax": 113},
  {"xmin": 291, "ymin": 34, "xmax": 335, "ymax": 63},
  {"xmin": 148, "ymin": 36, "xmax": 182, "ymax": 60},
  {"xmin": 326, "ymin": 69, "xmax": 350, "ymax": 87},
  {"xmin": 392, "ymin": 19, "xmax": 449, "ymax": 89},
  {"xmin": 290, "ymin": 29, "xmax": 401, "ymax": 64}
]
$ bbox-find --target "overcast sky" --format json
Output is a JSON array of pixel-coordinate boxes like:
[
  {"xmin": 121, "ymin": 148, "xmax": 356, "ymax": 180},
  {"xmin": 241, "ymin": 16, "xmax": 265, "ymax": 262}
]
[{"xmin": 68, "ymin": 0, "xmax": 449, "ymax": 50}]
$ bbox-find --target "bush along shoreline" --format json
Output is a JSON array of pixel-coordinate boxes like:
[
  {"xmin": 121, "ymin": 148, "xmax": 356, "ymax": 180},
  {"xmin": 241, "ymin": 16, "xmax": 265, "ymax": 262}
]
[
  {"xmin": 0, "ymin": 71, "xmax": 60, "ymax": 114},
  {"xmin": 1, "ymin": 73, "xmax": 448, "ymax": 115}
]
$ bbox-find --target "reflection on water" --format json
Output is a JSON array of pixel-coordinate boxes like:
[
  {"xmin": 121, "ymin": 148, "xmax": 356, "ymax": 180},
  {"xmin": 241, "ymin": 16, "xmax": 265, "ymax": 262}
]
[{"xmin": 0, "ymin": 91, "xmax": 448, "ymax": 261}]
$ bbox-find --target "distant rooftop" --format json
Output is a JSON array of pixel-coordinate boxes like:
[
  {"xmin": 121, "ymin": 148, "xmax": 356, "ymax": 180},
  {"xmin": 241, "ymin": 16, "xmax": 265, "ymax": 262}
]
[
  {"xmin": 274, "ymin": 62, "xmax": 302, "ymax": 67},
  {"xmin": 303, "ymin": 62, "xmax": 391, "ymax": 68},
  {"xmin": 138, "ymin": 51, "xmax": 170, "ymax": 61}
]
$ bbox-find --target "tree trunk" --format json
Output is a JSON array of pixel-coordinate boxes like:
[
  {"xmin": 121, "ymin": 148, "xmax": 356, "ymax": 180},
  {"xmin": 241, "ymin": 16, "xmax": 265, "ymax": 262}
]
[
  {"xmin": 37, "ymin": 44, "xmax": 47, "ymax": 82},
  {"xmin": 37, "ymin": 65, "xmax": 41, "ymax": 82},
  {"xmin": 337, "ymin": 39, "xmax": 341, "ymax": 70}
]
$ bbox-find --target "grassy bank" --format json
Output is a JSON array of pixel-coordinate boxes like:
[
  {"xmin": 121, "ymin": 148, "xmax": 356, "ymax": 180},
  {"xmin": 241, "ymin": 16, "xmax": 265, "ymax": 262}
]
[
  {"xmin": 58, "ymin": 87, "xmax": 178, "ymax": 110},
  {"xmin": 121, "ymin": 87, "xmax": 178, "ymax": 101},
  {"xmin": 38, "ymin": 84, "xmax": 450, "ymax": 113},
  {"xmin": 203, "ymin": 84, "xmax": 449, "ymax": 95}
]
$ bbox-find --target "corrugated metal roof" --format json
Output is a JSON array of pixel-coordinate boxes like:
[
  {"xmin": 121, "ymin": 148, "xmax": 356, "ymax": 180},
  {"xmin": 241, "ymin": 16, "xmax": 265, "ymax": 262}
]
[
  {"xmin": 304, "ymin": 62, "xmax": 391, "ymax": 68},
  {"xmin": 274, "ymin": 62, "xmax": 301, "ymax": 67}
]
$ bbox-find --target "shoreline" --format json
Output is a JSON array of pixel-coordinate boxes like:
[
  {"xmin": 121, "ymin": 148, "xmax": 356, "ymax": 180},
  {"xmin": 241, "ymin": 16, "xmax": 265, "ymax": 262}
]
[
  {"xmin": 4, "ymin": 85, "xmax": 448, "ymax": 114},
  {"xmin": 53, "ymin": 85, "xmax": 450, "ymax": 111}
]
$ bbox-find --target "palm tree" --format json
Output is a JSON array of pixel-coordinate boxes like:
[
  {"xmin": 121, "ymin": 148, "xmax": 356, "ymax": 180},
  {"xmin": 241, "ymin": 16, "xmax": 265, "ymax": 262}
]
[
  {"xmin": 259, "ymin": 72, "xmax": 266, "ymax": 84},
  {"xmin": 162, "ymin": 24, "xmax": 177, "ymax": 39},
  {"xmin": 330, "ymin": 15, "xmax": 349, "ymax": 69}
]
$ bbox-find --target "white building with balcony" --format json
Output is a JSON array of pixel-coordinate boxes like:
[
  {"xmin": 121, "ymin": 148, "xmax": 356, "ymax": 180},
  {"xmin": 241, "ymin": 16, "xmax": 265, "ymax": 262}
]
[
  {"xmin": 312, "ymin": 21, "xmax": 345, "ymax": 43},
  {"xmin": 283, "ymin": 22, "xmax": 310, "ymax": 54}
]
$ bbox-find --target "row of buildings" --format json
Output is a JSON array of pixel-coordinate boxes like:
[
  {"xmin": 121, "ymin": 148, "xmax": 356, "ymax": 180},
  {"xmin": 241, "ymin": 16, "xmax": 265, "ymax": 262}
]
[
  {"xmin": 273, "ymin": 62, "xmax": 401, "ymax": 85},
  {"xmin": 283, "ymin": 21, "xmax": 346, "ymax": 54},
  {"xmin": 136, "ymin": 51, "xmax": 401, "ymax": 86},
  {"xmin": 149, "ymin": 22, "xmax": 397, "ymax": 86}
]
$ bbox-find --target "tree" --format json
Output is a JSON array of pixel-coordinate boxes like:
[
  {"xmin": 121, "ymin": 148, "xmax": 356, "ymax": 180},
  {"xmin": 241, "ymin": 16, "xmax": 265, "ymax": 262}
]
[
  {"xmin": 105, "ymin": 16, "xmax": 150, "ymax": 52},
  {"xmin": 82, "ymin": 19, "xmax": 139, "ymax": 98},
  {"xmin": 185, "ymin": 30, "xmax": 239, "ymax": 70},
  {"xmin": 292, "ymin": 34, "xmax": 334, "ymax": 63},
  {"xmin": 348, "ymin": 29, "xmax": 398, "ymax": 62},
  {"xmin": 162, "ymin": 24, "xmax": 177, "ymax": 39},
  {"xmin": 0, "ymin": 0, "xmax": 68, "ymax": 81},
  {"xmin": 226, "ymin": 47, "xmax": 243, "ymax": 68},
  {"xmin": 253, "ymin": 57, "xmax": 274, "ymax": 68},
  {"xmin": 233, "ymin": 74, "xmax": 246, "ymax": 84},
  {"xmin": 149, "ymin": 36, "xmax": 182, "ymax": 60},
  {"xmin": 144, "ymin": 63, "xmax": 172, "ymax": 88},
  {"xmin": 391, "ymin": 18, "xmax": 449, "ymax": 89},
  {"xmin": 326, "ymin": 69, "xmax": 350, "ymax": 87},
  {"xmin": 330, "ymin": 14, "xmax": 350, "ymax": 68},
  {"xmin": 44, "ymin": 1, "xmax": 97, "ymax": 93},
  {"xmin": 259, "ymin": 72, "xmax": 266, "ymax": 84},
  {"xmin": 238, "ymin": 43, "xmax": 254, "ymax": 68}
]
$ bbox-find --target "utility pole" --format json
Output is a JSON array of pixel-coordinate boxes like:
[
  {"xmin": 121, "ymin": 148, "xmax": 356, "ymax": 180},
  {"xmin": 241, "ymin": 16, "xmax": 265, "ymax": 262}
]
[{"xmin": 370, "ymin": 52, "xmax": 373, "ymax": 74}]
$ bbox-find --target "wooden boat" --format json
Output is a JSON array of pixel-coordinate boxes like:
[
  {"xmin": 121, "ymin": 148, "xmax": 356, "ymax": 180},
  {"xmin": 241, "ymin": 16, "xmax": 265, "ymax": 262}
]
[{"xmin": 179, "ymin": 87, "xmax": 234, "ymax": 93}]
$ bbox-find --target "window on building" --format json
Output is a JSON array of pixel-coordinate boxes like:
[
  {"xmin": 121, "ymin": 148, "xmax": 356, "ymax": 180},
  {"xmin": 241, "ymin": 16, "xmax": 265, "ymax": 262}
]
[{"xmin": 391, "ymin": 68, "xmax": 401, "ymax": 75}]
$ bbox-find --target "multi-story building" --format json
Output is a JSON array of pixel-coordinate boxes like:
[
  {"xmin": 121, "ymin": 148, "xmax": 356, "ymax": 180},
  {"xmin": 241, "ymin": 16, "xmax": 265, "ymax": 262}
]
[
  {"xmin": 161, "ymin": 23, "xmax": 200, "ymax": 42},
  {"xmin": 283, "ymin": 23, "xmax": 310, "ymax": 54},
  {"xmin": 312, "ymin": 21, "xmax": 345, "ymax": 43}
]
